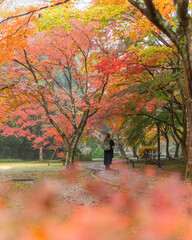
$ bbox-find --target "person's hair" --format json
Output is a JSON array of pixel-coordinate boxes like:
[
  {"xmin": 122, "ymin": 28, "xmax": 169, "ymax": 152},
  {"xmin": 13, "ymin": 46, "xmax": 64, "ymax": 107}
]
[{"xmin": 104, "ymin": 133, "xmax": 111, "ymax": 142}]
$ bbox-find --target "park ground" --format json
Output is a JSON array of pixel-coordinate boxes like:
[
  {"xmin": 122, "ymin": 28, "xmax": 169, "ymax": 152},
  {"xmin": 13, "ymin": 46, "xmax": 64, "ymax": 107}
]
[
  {"xmin": 0, "ymin": 157, "xmax": 186, "ymax": 209},
  {"xmin": 0, "ymin": 157, "xmax": 191, "ymax": 240}
]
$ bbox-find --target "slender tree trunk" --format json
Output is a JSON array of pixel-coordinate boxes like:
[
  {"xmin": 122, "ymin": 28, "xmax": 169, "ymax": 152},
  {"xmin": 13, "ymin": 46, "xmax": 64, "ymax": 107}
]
[
  {"xmin": 133, "ymin": 146, "xmax": 137, "ymax": 157},
  {"xmin": 162, "ymin": 133, "xmax": 169, "ymax": 159},
  {"xmin": 161, "ymin": 125, "xmax": 169, "ymax": 159},
  {"xmin": 48, "ymin": 149, "xmax": 57, "ymax": 166},
  {"xmin": 39, "ymin": 147, "xmax": 43, "ymax": 162},
  {"xmin": 165, "ymin": 136, "xmax": 169, "ymax": 159},
  {"xmin": 171, "ymin": 132, "xmax": 180, "ymax": 158},
  {"xmin": 174, "ymin": 142, "xmax": 180, "ymax": 158}
]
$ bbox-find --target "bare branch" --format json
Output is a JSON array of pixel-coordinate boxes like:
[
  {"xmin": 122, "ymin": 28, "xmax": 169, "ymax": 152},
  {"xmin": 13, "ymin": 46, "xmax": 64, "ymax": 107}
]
[
  {"xmin": 19, "ymin": 50, "xmax": 69, "ymax": 145},
  {"xmin": 0, "ymin": 0, "xmax": 70, "ymax": 25},
  {"xmin": 152, "ymin": 31, "xmax": 172, "ymax": 48},
  {"xmin": 89, "ymin": 75, "xmax": 109, "ymax": 117}
]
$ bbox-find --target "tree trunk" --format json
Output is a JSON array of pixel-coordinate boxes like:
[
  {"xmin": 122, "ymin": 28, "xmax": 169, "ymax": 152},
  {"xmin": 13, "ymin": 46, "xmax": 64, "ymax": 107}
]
[
  {"xmin": 65, "ymin": 109, "xmax": 90, "ymax": 169},
  {"xmin": 161, "ymin": 125, "xmax": 169, "ymax": 159},
  {"xmin": 180, "ymin": 45, "xmax": 192, "ymax": 179},
  {"xmin": 39, "ymin": 147, "xmax": 43, "ymax": 162},
  {"xmin": 65, "ymin": 148, "xmax": 76, "ymax": 169},
  {"xmin": 133, "ymin": 146, "xmax": 137, "ymax": 157},
  {"xmin": 181, "ymin": 142, "xmax": 188, "ymax": 164},
  {"xmin": 116, "ymin": 134, "xmax": 127, "ymax": 158},
  {"xmin": 171, "ymin": 132, "xmax": 180, "ymax": 158},
  {"xmin": 174, "ymin": 142, "xmax": 180, "ymax": 158},
  {"xmin": 165, "ymin": 136, "xmax": 169, "ymax": 159},
  {"xmin": 184, "ymin": 104, "xmax": 192, "ymax": 179},
  {"xmin": 162, "ymin": 133, "xmax": 169, "ymax": 159},
  {"xmin": 126, "ymin": 0, "xmax": 191, "ymax": 179}
]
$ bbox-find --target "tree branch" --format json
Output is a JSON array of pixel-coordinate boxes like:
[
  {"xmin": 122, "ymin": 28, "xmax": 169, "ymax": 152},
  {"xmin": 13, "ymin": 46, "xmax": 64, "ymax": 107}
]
[
  {"xmin": 88, "ymin": 75, "xmax": 109, "ymax": 117},
  {"xmin": 128, "ymin": 0, "xmax": 180, "ymax": 46},
  {"xmin": 0, "ymin": 0, "xmax": 70, "ymax": 25},
  {"xmin": 19, "ymin": 50, "xmax": 69, "ymax": 146},
  {"xmin": 173, "ymin": 0, "xmax": 189, "ymax": 29},
  {"xmin": 126, "ymin": 112, "xmax": 183, "ymax": 135}
]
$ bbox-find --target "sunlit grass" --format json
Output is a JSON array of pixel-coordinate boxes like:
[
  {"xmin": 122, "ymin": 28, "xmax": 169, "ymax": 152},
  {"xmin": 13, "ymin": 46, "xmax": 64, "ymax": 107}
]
[{"xmin": 0, "ymin": 161, "xmax": 65, "ymax": 172}]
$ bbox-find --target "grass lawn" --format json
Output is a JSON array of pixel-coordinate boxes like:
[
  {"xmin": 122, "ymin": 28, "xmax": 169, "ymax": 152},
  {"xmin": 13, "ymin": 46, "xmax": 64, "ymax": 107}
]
[
  {"xmin": 0, "ymin": 158, "xmax": 188, "ymax": 202},
  {"xmin": 0, "ymin": 161, "xmax": 67, "ymax": 192},
  {"xmin": 0, "ymin": 160, "xmax": 65, "ymax": 172},
  {"xmin": 0, "ymin": 158, "xmax": 187, "ymax": 179},
  {"xmin": 126, "ymin": 158, "xmax": 186, "ymax": 179}
]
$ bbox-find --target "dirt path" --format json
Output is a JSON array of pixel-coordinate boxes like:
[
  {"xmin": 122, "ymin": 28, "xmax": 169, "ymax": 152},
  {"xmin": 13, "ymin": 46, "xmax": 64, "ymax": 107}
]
[{"xmin": 0, "ymin": 160, "xmax": 162, "ymax": 211}]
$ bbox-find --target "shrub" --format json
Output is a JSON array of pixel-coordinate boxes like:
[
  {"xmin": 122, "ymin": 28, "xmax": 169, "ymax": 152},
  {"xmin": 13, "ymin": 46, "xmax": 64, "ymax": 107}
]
[
  {"xmin": 138, "ymin": 146, "xmax": 157, "ymax": 163},
  {"xmin": 92, "ymin": 146, "xmax": 104, "ymax": 158}
]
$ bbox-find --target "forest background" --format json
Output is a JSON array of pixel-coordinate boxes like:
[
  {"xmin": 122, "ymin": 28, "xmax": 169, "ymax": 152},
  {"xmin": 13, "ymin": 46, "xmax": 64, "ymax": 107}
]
[
  {"xmin": 1, "ymin": 1, "xmax": 192, "ymax": 240},
  {"xmin": 0, "ymin": 0, "xmax": 190, "ymax": 174}
]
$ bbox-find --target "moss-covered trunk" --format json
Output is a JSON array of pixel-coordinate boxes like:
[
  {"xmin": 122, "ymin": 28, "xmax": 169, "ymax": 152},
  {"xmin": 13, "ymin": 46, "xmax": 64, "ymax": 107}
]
[
  {"xmin": 65, "ymin": 148, "xmax": 76, "ymax": 169},
  {"xmin": 180, "ymin": 28, "xmax": 192, "ymax": 179}
]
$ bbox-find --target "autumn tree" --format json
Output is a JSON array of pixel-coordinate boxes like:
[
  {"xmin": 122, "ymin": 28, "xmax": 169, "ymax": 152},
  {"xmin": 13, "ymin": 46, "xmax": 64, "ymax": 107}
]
[
  {"xmin": 93, "ymin": 39, "xmax": 187, "ymax": 159},
  {"xmin": 0, "ymin": 102, "xmax": 61, "ymax": 161},
  {"xmin": 0, "ymin": 1, "xmax": 75, "ymax": 131},
  {"xmin": 0, "ymin": 1, "xmax": 72, "ymax": 62},
  {"xmin": 5, "ymin": 19, "xmax": 108, "ymax": 168},
  {"xmin": 122, "ymin": 0, "xmax": 192, "ymax": 178},
  {"xmin": 85, "ymin": 0, "xmax": 192, "ymax": 178}
]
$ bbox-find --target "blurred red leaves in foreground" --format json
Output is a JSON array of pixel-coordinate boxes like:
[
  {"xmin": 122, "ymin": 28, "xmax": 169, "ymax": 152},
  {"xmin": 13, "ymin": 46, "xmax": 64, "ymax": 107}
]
[{"xmin": 0, "ymin": 168, "xmax": 192, "ymax": 240}]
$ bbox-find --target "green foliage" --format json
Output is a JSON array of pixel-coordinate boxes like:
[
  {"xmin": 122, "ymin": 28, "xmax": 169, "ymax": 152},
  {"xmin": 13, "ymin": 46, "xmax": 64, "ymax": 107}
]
[
  {"xmin": 133, "ymin": 46, "xmax": 174, "ymax": 64},
  {"xmin": 121, "ymin": 65, "xmax": 185, "ymax": 151},
  {"xmin": 123, "ymin": 115, "xmax": 156, "ymax": 147},
  {"xmin": 92, "ymin": 146, "xmax": 104, "ymax": 158},
  {"xmin": 85, "ymin": 4, "xmax": 129, "ymax": 26},
  {"xmin": 0, "ymin": 135, "xmax": 39, "ymax": 160},
  {"xmin": 38, "ymin": 5, "xmax": 80, "ymax": 31}
]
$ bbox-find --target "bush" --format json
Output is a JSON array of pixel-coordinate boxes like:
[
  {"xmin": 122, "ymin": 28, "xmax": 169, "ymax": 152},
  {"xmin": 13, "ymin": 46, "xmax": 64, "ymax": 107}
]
[
  {"xmin": 92, "ymin": 146, "xmax": 104, "ymax": 158},
  {"xmin": 138, "ymin": 146, "xmax": 157, "ymax": 163}
]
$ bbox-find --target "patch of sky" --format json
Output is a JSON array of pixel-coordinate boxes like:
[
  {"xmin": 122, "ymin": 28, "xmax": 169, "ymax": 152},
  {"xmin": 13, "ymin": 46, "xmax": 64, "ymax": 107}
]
[
  {"xmin": 10, "ymin": 0, "xmax": 45, "ymax": 7},
  {"xmin": 10, "ymin": 0, "xmax": 91, "ymax": 9}
]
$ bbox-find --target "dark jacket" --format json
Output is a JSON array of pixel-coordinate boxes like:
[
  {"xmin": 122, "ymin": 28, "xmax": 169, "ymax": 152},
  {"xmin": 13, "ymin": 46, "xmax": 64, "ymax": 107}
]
[{"xmin": 104, "ymin": 139, "xmax": 114, "ymax": 165}]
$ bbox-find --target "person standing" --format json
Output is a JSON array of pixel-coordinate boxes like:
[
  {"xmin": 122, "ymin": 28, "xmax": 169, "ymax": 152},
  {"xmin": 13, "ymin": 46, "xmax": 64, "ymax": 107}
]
[{"xmin": 103, "ymin": 133, "xmax": 114, "ymax": 170}]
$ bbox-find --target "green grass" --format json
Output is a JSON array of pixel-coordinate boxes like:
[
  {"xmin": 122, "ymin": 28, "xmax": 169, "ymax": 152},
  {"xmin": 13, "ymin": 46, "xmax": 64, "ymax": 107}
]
[
  {"xmin": 0, "ymin": 159, "xmax": 63, "ymax": 163},
  {"xmin": 127, "ymin": 158, "xmax": 186, "ymax": 178},
  {"xmin": 0, "ymin": 161, "xmax": 65, "ymax": 172},
  {"xmin": 0, "ymin": 159, "xmax": 34, "ymax": 162},
  {"xmin": 0, "ymin": 158, "xmax": 187, "ymax": 178},
  {"xmin": 92, "ymin": 158, "xmax": 103, "ymax": 161}
]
